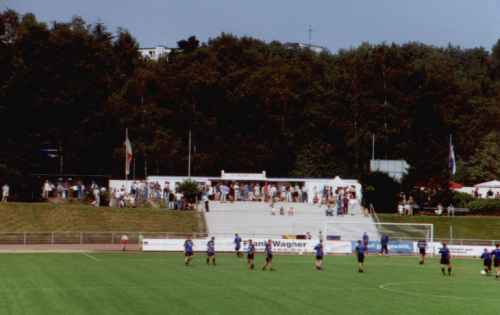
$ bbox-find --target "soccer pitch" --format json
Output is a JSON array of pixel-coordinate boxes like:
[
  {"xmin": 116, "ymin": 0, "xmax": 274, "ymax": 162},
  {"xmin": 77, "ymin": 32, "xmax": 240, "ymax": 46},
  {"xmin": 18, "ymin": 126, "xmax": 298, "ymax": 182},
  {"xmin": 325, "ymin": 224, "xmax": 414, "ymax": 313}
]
[{"xmin": 0, "ymin": 253, "xmax": 499, "ymax": 315}]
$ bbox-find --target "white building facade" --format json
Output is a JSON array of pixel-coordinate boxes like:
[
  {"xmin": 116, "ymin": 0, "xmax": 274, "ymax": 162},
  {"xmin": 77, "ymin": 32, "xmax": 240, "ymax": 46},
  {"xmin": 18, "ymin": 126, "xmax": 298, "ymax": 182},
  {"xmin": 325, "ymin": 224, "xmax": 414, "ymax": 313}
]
[{"xmin": 139, "ymin": 46, "xmax": 173, "ymax": 61}]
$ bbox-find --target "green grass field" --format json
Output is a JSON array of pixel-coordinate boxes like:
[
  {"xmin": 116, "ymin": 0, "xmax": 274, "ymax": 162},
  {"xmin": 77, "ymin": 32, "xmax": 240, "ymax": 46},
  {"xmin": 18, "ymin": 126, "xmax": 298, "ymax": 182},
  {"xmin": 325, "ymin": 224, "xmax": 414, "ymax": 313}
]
[
  {"xmin": 378, "ymin": 214, "xmax": 500, "ymax": 240},
  {"xmin": 0, "ymin": 203, "xmax": 203, "ymax": 233},
  {"xmin": 1, "ymin": 253, "xmax": 499, "ymax": 315}
]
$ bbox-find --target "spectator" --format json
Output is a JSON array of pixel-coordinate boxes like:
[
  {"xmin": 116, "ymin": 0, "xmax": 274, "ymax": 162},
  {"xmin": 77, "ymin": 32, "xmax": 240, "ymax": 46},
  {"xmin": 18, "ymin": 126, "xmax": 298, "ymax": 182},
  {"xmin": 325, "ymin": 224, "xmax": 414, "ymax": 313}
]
[
  {"xmin": 203, "ymin": 194, "xmax": 210, "ymax": 212},
  {"xmin": 447, "ymin": 204, "xmax": 455, "ymax": 217},
  {"xmin": 42, "ymin": 180, "xmax": 52, "ymax": 199},
  {"xmin": 1, "ymin": 184, "xmax": 9, "ymax": 202},
  {"xmin": 397, "ymin": 203, "xmax": 404, "ymax": 215},
  {"xmin": 487, "ymin": 189, "xmax": 494, "ymax": 199},
  {"xmin": 435, "ymin": 203, "xmax": 443, "ymax": 216},
  {"xmin": 91, "ymin": 184, "xmax": 100, "ymax": 207},
  {"xmin": 325, "ymin": 204, "xmax": 334, "ymax": 216}
]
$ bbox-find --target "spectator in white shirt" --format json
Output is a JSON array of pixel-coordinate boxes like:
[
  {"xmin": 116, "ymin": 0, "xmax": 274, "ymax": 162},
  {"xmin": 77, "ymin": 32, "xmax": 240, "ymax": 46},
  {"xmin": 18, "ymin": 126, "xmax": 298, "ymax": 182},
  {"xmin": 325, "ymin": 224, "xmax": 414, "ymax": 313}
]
[{"xmin": 2, "ymin": 184, "xmax": 9, "ymax": 202}]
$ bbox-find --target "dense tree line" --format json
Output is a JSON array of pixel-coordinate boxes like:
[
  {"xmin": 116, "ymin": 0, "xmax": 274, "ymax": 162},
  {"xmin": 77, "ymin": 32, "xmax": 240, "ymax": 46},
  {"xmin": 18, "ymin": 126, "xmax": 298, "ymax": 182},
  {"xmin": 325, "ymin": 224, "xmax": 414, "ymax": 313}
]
[{"xmin": 1, "ymin": 10, "xmax": 499, "ymax": 198}]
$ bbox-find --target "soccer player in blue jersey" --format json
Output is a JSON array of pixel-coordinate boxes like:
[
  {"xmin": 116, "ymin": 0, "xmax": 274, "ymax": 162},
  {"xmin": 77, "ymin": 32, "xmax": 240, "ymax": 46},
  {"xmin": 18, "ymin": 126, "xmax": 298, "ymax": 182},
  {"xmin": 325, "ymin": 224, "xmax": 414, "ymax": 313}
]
[
  {"xmin": 480, "ymin": 248, "xmax": 492, "ymax": 275},
  {"xmin": 234, "ymin": 233, "xmax": 242, "ymax": 257},
  {"xmin": 206, "ymin": 237, "xmax": 216, "ymax": 266},
  {"xmin": 380, "ymin": 234, "xmax": 389, "ymax": 256},
  {"xmin": 262, "ymin": 239, "xmax": 275, "ymax": 271},
  {"xmin": 247, "ymin": 239, "xmax": 256, "ymax": 270},
  {"xmin": 354, "ymin": 240, "xmax": 366, "ymax": 273},
  {"xmin": 184, "ymin": 237, "xmax": 194, "ymax": 266},
  {"xmin": 417, "ymin": 239, "xmax": 427, "ymax": 265},
  {"xmin": 314, "ymin": 240, "xmax": 324, "ymax": 270},
  {"xmin": 491, "ymin": 243, "xmax": 500, "ymax": 278},
  {"xmin": 439, "ymin": 242, "xmax": 452, "ymax": 276},
  {"xmin": 362, "ymin": 232, "xmax": 369, "ymax": 254}
]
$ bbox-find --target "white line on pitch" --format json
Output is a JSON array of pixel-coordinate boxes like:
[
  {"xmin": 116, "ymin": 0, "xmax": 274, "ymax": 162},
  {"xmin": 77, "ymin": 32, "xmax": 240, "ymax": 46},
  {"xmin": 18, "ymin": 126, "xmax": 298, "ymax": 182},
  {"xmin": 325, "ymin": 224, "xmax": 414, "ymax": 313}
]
[{"xmin": 82, "ymin": 252, "xmax": 100, "ymax": 261}]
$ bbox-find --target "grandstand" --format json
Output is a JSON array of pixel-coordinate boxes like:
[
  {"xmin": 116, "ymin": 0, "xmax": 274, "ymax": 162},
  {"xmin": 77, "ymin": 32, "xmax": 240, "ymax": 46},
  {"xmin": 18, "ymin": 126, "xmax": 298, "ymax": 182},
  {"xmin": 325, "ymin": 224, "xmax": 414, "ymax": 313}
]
[{"xmin": 204, "ymin": 201, "xmax": 379, "ymax": 241}]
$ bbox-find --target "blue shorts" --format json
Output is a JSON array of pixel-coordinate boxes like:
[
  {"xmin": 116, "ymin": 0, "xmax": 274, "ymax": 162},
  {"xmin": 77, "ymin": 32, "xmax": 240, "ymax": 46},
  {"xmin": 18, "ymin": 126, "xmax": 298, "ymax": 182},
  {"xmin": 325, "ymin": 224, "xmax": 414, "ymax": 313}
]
[{"xmin": 357, "ymin": 254, "xmax": 365, "ymax": 263}]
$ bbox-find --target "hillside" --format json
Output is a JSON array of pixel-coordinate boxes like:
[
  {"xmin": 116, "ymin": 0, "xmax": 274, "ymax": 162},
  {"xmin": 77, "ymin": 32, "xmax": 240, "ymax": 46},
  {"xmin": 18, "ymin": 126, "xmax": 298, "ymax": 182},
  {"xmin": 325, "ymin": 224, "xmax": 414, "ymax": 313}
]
[
  {"xmin": 378, "ymin": 214, "xmax": 500, "ymax": 241},
  {"xmin": 0, "ymin": 203, "xmax": 204, "ymax": 233}
]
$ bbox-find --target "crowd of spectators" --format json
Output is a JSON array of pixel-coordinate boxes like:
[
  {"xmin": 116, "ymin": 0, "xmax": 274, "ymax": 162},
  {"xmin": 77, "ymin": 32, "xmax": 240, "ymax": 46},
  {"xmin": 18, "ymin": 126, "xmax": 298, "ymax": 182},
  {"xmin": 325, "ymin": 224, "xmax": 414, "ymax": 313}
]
[
  {"xmin": 41, "ymin": 179, "xmax": 105, "ymax": 206},
  {"xmin": 35, "ymin": 178, "xmax": 360, "ymax": 211},
  {"xmin": 199, "ymin": 182, "xmax": 357, "ymax": 205},
  {"xmin": 474, "ymin": 188, "xmax": 500, "ymax": 199}
]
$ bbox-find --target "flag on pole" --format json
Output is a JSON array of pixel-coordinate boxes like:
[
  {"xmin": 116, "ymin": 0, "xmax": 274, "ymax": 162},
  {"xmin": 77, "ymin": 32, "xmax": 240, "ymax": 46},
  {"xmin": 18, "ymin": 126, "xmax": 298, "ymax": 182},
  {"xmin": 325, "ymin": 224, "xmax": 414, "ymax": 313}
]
[
  {"xmin": 40, "ymin": 148, "xmax": 59, "ymax": 159},
  {"xmin": 125, "ymin": 129, "xmax": 133, "ymax": 177},
  {"xmin": 449, "ymin": 135, "xmax": 456, "ymax": 175}
]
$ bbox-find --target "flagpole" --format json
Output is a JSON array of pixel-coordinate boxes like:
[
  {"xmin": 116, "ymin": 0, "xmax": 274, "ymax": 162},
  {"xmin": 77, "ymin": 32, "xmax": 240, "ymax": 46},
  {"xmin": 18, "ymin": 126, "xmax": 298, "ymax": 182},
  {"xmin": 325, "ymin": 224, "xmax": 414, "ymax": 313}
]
[
  {"xmin": 125, "ymin": 128, "xmax": 128, "ymax": 181},
  {"xmin": 188, "ymin": 129, "xmax": 192, "ymax": 178}
]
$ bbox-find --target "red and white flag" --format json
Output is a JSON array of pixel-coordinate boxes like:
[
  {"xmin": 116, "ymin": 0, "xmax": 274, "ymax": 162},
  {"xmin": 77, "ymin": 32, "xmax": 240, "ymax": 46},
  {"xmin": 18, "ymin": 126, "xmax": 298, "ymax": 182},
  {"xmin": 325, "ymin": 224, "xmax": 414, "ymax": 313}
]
[{"xmin": 125, "ymin": 129, "xmax": 133, "ymax": 176}]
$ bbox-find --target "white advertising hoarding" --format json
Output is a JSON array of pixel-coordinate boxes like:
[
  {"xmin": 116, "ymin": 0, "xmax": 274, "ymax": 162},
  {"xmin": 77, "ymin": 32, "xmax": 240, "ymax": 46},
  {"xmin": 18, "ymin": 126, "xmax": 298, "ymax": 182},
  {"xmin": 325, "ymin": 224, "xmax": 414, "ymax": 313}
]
[{"xmin": 142, "ymin": 238, "xmax": 352, "ymax": 254}]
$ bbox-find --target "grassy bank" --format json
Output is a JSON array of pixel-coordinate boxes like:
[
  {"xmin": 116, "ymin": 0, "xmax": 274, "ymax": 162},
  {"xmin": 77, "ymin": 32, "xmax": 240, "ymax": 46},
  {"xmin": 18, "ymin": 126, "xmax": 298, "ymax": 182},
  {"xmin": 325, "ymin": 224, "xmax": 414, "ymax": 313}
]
[
  {"xmin": 0, "ymin": 202, "xmax": 204, "ymax": 232},
  {"xmin": 378, "ymin": 213, "xmax": 500, "ymax": 240}
]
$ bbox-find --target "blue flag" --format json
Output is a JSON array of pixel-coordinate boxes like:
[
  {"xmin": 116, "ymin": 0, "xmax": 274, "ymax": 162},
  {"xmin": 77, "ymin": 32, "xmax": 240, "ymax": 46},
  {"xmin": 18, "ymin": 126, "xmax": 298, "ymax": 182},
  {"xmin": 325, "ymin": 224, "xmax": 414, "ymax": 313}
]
[{"xmin": 449, "ymin": 136, "xmax": 456, "ymax": 175}]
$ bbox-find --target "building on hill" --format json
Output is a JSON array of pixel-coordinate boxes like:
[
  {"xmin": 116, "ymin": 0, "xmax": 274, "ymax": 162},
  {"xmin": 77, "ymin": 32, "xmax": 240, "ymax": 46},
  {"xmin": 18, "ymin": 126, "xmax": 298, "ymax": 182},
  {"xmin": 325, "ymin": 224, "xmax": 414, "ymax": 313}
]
[
  {"xmin": 284, "ymin": 42, "xmax": 330, "ymax": 54},
  {"xmin": 370, "ymin": 159, "xmax": 409, "ymax": 182},
  {"xmin": 139, "ymin": 45, "xmax": 174, "ymax": 61}
]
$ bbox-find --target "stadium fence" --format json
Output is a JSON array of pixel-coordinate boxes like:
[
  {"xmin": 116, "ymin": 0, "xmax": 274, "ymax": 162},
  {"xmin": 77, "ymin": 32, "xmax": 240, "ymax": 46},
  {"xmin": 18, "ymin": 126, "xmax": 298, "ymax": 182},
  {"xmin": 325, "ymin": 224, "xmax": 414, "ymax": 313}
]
[{"xmin": 0, "ymin": 232, "xmax": 497, "ymax": 246}]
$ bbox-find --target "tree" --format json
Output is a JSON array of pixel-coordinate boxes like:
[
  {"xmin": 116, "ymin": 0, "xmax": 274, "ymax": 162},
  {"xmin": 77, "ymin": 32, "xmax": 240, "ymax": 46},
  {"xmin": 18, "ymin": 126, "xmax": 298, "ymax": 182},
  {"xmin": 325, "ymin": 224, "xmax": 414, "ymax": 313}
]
[{"xmin": 463, "ymin": 132, "xmax": 500, "ymax": 183}]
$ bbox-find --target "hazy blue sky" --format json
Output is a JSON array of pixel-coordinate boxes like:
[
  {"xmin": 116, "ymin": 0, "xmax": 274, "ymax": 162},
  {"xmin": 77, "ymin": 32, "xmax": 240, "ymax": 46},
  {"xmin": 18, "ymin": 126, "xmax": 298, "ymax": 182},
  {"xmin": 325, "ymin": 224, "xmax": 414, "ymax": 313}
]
[{"xmin": 4, "ymin": 0, "xmax": 500, "ymax": 51}]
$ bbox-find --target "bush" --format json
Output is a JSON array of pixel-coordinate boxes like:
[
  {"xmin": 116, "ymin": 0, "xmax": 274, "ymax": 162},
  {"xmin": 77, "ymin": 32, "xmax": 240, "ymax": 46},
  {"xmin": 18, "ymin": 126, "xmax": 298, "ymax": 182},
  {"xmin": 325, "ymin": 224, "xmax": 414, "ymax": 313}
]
[
  {"xmin": 466, "ymin": 199, "xmax": 500, "ymax": 213},
  {"xmin": 451, "ymin": 191, "xmax": 474, "ymax": 208},
  {"xmin": 177, "ymin": 180, "xmax": 200, "ymax": 204},
  {"xmin": 361, "ymin": 172, "xmax": 401, "ymax": 213}
]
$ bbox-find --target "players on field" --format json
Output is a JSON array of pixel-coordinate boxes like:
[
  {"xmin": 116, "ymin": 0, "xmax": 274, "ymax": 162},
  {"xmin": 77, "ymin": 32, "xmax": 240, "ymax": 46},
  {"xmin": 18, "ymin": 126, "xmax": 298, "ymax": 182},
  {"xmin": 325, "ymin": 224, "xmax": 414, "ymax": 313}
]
[
  {"xmin": 262, "ymin": 239, "xmax": 275, "ymax": 271},
  {"xmin": 184, "ymin": 237, "xmax": 194, "ymax": 266},
  {"xmin": 480, "ymin": 248, "xmax": 492, "ymax": 275},
  {"xmin": 314, "ymin": 240, "xmax": 324, "ymax": 270},
  {"xmin": 234, "ymin": 233, "xmax": 242, "ymax": 257},
  {"xmin": 439, "ymin": 242, "xmax": 452, "ymax": 276},
  {"xmin": 206, "ymin": 236, "xmax": 216, "ymax": 266},
  {"xmin": 417, "ymin": 239, "xmax": 427, "ymax": 265},
  {"xmin": 355, "ymin": 240, "xmax": 366, "ymax": 273},
  {"xmin": 247, "ymin": 239, "xmax": 256, "ymax": 270},
  {"xmin": 491, "ymin": 243, "xmax": 500, "ymax": 279}
]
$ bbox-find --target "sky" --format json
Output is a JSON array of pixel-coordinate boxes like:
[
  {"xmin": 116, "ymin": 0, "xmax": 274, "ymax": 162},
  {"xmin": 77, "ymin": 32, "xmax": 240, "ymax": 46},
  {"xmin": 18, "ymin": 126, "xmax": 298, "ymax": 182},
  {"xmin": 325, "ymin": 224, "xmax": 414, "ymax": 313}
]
[{"xmin": 3, "ymin": 0, "xmax": 500, "ymax": 51}]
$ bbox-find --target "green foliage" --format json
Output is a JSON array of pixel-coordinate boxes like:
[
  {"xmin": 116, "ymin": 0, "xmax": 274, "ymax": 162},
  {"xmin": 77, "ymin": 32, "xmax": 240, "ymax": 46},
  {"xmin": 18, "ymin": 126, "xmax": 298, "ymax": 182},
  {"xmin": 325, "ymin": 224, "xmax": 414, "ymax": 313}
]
[
  {"xmin": 461, "ymin": 132, "xmax": 500, "ymax": 184},
  {"xmin": 451, "ymin": 191, "xmax": 474, "ymax": 208},
  {"xmin": 466, "ymin": 199, "xmax": 500, "ymax": 213},
  {"xmin": 361, "ymin": 172, "xmax": 401, "ymax": 212},
  {"xmin": 1, "ymin": 9, "xmax": 500, "ymax": 197},
  {"xmin": 176, "ymin": 180, "xmax": 200, "ymax": 203}
]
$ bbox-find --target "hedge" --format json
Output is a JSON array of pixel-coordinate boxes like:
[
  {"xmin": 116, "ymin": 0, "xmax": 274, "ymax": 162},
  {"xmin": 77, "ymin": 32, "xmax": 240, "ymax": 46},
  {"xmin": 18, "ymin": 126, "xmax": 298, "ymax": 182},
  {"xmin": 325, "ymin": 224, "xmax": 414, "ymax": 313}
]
[
  {"xmin": 451, "ymin": 191, "xmax": 474, "ymax": 208},
  {"xmin": 466, "ymin": 199, "xmax": 500, "ymax": 213}
]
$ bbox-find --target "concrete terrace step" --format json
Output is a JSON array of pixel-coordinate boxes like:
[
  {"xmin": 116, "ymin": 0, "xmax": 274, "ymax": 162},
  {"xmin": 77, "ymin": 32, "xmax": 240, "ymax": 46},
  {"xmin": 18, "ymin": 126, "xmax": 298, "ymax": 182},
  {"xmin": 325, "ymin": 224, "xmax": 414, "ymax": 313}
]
[{"xmin": 205, "ymin": 201, "xmax": 379, "ymax": 241}]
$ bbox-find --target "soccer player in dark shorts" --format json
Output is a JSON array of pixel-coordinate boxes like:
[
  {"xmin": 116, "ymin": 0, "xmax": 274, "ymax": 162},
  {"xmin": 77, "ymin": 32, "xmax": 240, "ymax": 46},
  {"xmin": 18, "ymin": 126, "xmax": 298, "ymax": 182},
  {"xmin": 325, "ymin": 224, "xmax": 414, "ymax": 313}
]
[
  {"xmin": 262, "ymin": 239, "xmax": 275, "ymax": 271},
  {"xmin": 247, "ymin": 239, "xmax": 256, "ymax": 270},
  {"xmin": 380, "ymin": 234, "xmax": 389, "ymax": 256},
  {"xmin": 439, "ymin": 242, "xmax": 452, "ymax": 276},
  {"xmin": 491, "ymin": 243, "xmax": 500, "ymax": 278},
  {"xmin": 234, "ymin": 233, "xmax": 242, "ymax": 257},
  {"xmin": 480, "ymin": 248, "xmax": 492, "ymax": 275},
  {"xmin": 184, "ymin": 237, "xmax": 194, "ymax": 266},
  {"xmin": 206, "ymin": 236, "xmax": 216, "ymax": 266},
  {"xmin": 417, "ymin": 239, "xmax": 427, "ymax": 265},
  {"xmin": 314, "ymin": 240, "xmax": 324, "ymax": 270},
  {"xmin": 354, "ymin": 240, "xmax": 366, "ymax": 273}
]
